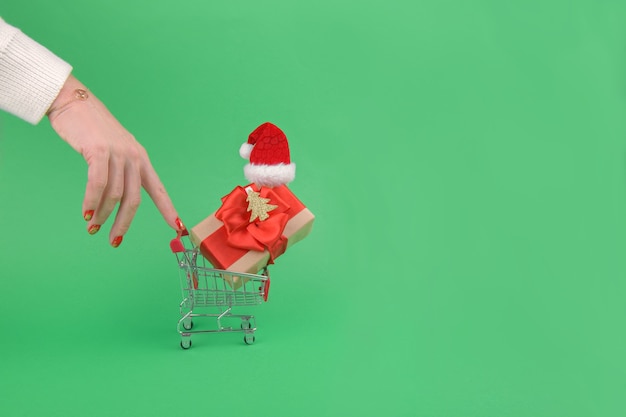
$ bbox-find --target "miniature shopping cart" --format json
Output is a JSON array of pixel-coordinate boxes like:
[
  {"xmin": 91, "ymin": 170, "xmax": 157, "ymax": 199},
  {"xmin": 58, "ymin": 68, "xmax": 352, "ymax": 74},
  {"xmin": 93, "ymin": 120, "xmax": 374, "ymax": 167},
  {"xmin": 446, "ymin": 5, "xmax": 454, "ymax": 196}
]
[{"xmin": 170, "ymin": 230, "xmax": 270, "ymax": 349}]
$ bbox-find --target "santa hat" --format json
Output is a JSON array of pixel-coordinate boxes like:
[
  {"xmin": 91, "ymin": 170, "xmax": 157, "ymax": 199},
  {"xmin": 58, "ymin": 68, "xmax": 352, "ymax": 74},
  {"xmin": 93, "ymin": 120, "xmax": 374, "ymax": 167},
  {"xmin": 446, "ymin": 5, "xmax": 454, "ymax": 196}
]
[{"xmin": 240, "ymin": 122, "xmax": 296, "ymax": 187}]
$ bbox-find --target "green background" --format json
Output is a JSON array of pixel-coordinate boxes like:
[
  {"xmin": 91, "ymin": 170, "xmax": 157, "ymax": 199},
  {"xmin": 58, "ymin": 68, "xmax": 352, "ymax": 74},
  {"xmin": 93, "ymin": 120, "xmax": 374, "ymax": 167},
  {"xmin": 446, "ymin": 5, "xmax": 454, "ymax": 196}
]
[{"xmin": 1, "ymin": 0, "xmax": 626, "ymax": 415}]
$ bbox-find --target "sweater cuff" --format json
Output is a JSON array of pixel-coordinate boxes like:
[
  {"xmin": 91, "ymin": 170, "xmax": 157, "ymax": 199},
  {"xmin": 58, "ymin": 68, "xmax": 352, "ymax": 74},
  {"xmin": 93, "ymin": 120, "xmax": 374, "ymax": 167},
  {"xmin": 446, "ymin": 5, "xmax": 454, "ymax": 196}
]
[{"xmin": 0, "ymin": 21, "xmax": 73, "ymax": 124}]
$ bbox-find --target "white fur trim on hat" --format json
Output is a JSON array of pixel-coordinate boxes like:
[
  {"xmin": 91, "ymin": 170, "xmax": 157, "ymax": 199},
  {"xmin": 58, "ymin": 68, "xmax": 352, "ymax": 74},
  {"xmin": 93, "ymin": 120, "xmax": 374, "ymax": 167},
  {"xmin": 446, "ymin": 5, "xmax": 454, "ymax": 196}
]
[
  {"xmin": 240, "ymin": 143, "xmax": 254, "ymax": 160},
  {"xmin": 244, "ymin": 163, "xmax": 296, "ymax": 187}
]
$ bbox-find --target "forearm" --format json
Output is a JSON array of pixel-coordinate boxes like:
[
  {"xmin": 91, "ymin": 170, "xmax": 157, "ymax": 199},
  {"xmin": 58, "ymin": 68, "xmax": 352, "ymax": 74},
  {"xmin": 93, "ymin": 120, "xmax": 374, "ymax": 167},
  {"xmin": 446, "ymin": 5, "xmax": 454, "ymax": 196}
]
[{"xmin": 0, "ymin": 17, "xmax": 72, "ymax": 124}]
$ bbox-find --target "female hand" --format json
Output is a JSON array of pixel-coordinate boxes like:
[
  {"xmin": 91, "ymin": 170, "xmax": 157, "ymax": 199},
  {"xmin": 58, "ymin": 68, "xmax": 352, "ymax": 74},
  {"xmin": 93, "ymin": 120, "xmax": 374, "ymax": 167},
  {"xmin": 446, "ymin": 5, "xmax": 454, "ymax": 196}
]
[{"xmin": 47, "ymin": 75, "xmax": 184, "ymax": 247}]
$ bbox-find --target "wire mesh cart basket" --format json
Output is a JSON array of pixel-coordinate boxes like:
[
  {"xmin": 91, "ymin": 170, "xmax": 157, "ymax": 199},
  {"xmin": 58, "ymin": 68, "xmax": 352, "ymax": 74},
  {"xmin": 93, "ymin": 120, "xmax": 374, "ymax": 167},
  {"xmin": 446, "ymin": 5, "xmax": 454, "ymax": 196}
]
[{"xmin": 170, "ymin": 230, "xmax": 270, "ymax": 349}]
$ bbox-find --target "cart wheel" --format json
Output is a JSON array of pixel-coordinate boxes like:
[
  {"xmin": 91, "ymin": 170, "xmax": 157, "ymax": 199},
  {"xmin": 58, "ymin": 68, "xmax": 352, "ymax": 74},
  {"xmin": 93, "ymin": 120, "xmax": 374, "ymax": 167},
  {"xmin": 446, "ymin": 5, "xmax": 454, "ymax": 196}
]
[
  {"xmin": 241, "ymin": 321, "xmax": 252, "ymax": 329},
  {"xmin": 244, "ymin": 334, "xmax": 255, "ymax": 345},
  {"xmin": 183, "ymin": 319, "xmax": 193, "ymax": 330},
  {"xmin": 180, "ymin": 339, "xmax": 192, "ymax": 350}
]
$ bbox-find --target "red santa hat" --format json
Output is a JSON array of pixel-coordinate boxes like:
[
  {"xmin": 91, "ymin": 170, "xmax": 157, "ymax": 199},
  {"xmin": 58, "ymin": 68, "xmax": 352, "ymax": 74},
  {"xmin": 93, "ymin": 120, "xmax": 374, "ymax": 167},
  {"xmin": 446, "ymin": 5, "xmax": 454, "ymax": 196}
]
[{"xmin": 240, "ymin": 122, "xmax": 296, "ymax": 187}]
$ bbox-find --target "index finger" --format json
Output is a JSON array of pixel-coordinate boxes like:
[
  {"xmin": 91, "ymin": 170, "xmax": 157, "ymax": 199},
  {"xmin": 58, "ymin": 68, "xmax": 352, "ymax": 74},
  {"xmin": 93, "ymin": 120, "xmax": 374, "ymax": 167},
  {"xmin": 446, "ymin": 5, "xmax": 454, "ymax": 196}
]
[{"xmin": 140, "ymin": 156, "xmax": 182, "ymax": 231}]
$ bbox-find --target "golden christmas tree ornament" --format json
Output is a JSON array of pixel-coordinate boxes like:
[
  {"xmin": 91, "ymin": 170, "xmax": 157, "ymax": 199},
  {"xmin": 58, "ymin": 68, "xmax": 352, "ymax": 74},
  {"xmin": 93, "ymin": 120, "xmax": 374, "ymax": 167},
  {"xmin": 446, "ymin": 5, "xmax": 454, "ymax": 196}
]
[{"xmin": 246, "ymin": 188, "xmax": 278, "ymax": 222}]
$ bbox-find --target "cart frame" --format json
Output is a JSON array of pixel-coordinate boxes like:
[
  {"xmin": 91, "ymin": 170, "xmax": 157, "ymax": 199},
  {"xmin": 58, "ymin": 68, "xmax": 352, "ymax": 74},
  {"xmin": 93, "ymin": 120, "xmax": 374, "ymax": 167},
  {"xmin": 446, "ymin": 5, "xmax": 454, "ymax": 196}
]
[{"xmin": 170, "ymin": 230, "xmax": 270, "ymax": 348}]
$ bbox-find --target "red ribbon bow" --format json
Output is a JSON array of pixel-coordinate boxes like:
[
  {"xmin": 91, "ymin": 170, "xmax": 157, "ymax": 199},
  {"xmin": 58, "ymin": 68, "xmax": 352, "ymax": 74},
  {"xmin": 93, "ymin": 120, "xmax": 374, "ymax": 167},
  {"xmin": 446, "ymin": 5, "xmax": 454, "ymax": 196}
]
[{"xmin": 215, "ymin": 184, "xmax": 290, "ymax": 262}]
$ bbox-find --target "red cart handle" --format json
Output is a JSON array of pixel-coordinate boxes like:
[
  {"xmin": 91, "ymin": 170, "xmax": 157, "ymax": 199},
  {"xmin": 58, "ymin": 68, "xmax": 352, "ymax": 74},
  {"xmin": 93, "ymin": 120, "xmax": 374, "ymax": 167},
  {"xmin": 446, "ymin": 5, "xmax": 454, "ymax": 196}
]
[
  {"xmin": 170, "ymin": 228, "xmax": 189, "ymax": 253},
  {"xmin": 263, "ymin": 277, "xmax": 271, "ymax": 302}
]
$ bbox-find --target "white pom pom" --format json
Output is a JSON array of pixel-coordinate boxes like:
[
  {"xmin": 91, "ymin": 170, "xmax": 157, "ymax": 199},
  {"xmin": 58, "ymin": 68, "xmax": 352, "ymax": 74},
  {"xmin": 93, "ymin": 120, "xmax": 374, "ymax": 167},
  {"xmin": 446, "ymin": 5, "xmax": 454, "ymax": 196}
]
[{"xmin": 239, "ymin": 143, "xmax": 254, "ymax": 159}]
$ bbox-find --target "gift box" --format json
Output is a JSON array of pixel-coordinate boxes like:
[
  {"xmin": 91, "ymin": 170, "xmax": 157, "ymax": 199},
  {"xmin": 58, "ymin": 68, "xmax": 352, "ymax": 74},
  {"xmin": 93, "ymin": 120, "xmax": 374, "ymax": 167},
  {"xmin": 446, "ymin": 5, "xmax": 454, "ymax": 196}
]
[{"xmin": 190, "ymin": 183, "xmax": 314, "ymax": 278}]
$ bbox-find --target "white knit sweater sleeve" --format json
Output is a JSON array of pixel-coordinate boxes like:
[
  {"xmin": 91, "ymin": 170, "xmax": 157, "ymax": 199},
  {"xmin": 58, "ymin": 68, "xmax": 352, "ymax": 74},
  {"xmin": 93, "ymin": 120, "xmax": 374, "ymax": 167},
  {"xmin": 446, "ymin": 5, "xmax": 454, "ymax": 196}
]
[{"xmin": 0, "ymin": 17, "xmax": 73, "ymax": 124}]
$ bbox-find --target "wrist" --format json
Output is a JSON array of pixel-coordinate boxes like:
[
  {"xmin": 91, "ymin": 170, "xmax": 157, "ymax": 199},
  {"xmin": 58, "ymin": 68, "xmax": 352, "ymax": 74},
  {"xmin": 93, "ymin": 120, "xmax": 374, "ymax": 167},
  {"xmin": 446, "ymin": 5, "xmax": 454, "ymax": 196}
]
[{"xmin": 47, "ymin": 75, "xmax": 89, "ymax": 117}]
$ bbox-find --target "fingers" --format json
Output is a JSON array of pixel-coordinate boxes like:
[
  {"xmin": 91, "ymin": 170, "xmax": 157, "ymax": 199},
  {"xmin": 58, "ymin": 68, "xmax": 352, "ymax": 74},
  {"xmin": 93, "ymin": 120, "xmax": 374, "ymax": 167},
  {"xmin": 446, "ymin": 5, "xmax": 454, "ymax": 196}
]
[
  {"xmin": 107, "ymin": 160, "xmax": 142, "ymax": 248},
  {"xmin": 82, "ymin": 144, "xmax": 182, "ymax": 248},
  {"xmin": 86, "ymin": 153, "xmax": 125, "ymax": 240},
  {"xmin": 82, "ymin": 149, "xmax": 109, "ymax": 223},
  {"xmin": 139, "ymin": 151, "xmax": 183, "ymax": 232}
]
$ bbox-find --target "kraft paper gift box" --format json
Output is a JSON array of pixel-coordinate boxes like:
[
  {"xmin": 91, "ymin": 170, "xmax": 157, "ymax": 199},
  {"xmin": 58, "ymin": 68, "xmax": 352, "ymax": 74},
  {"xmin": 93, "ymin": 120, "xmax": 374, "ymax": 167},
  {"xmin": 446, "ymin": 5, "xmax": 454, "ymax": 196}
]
[{"xmin": 190, "ymin": 183, "xmax": 314, "ymax": 284}]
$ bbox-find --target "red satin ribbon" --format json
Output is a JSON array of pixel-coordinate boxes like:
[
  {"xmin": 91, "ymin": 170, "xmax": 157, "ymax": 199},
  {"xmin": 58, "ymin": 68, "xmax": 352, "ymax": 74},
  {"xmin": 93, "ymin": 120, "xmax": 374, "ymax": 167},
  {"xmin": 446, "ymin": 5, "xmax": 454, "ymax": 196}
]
[{"xmin": 215, "ymin": 184, "xmax": 290, "ymax": 262}]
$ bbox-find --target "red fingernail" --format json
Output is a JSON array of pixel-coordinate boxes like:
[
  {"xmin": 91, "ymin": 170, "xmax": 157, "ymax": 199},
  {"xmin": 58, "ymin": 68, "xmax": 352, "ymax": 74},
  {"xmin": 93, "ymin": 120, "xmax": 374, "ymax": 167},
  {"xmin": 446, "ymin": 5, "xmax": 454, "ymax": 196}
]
[
  {"xmin": 175, "ymin": 217, "xmax": 185, "ymax": 231},
  {"xmin": 88, "ymin": 224, "xmax": 101, "ymax": 235},
  {"xmin": 111, "ymin": 236, "xmax": 123, "ymax": 248},
  {"xmin": 84, "ymin": 210, "xmax": 94, "ymax": 221}
]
